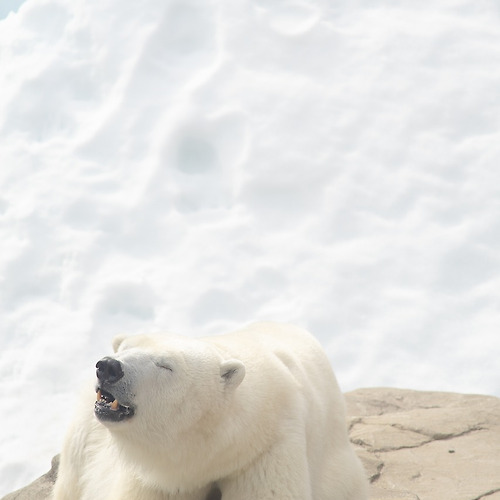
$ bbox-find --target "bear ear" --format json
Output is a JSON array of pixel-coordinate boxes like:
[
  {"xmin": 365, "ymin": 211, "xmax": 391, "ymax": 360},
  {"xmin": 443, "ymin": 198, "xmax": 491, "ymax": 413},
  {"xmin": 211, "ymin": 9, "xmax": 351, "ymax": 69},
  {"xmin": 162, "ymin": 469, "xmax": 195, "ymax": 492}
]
[
  {"xmin": 112, "ymin": 334, "xmax": 128, "ymax": 353},
  {"xmin": 220, "ymin": 359, "xmax": 245, "ymax": 389}
]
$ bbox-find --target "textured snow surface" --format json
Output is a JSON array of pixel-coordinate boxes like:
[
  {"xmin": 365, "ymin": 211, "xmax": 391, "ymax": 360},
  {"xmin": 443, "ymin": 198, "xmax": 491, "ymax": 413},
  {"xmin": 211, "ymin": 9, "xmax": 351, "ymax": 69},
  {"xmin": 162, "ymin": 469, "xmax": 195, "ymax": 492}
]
[{"xmin": 1, "ymin": 0, "xmax": 500, "ymax": 495}]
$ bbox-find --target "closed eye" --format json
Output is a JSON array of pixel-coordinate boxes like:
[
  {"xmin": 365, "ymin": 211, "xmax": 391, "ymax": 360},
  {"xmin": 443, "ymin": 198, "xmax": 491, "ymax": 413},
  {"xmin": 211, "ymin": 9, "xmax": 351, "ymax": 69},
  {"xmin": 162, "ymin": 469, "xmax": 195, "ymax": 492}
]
[{"xmin": 154, "ymin": 362, "xmax": 173, "ymax": 372}]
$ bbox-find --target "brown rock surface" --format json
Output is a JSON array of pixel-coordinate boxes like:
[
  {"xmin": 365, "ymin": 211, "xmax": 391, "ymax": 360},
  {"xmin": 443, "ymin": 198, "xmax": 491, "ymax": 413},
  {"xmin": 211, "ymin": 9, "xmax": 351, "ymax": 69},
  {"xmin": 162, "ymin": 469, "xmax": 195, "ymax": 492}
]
[
  {"xmin": 347, "ymin": 388, "xmax": 500, "ymax": 500},
  {"xmin": 2, "ymin": 388, "xmax": 499, "ymax": 500}
]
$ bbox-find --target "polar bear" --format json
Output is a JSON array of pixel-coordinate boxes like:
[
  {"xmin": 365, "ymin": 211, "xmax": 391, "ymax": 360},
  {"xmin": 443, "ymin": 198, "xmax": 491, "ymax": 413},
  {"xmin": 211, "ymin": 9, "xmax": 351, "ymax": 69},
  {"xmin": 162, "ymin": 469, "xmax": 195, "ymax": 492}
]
[{"xmin": 53, "ymin": 322, "xmax": 368, "ymax": 500}]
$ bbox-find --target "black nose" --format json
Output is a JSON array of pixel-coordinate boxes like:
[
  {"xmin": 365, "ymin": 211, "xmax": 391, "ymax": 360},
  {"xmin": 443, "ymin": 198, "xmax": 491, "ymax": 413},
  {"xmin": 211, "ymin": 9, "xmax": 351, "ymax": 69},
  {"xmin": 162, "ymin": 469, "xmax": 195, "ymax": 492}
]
[{"xmin": 96, "ymin": 357, "xmax": 124, "ymax": 384}]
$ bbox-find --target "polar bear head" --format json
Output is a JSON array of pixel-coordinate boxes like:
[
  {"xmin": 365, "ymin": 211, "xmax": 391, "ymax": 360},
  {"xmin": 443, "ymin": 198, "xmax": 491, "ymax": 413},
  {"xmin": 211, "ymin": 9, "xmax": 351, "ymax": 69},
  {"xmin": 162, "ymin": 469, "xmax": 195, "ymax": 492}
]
[{"xmin": 94, "ymin": 334, "xmax": 245, "ymax": 438}]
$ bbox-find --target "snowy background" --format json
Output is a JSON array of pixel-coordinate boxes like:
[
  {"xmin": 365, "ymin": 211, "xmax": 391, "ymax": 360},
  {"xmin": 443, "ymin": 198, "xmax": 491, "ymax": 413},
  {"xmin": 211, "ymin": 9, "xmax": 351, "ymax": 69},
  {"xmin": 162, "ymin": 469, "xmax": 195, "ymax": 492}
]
[{"xmin": 1, "ymin": 0, "xmax": 500, "ymax": 495}]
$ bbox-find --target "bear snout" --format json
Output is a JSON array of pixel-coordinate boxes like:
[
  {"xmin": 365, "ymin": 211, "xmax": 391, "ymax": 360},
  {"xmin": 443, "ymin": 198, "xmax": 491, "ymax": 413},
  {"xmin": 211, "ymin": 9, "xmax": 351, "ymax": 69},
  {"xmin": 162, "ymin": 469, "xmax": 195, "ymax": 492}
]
[{"xmin": 96, "ymin": 357, "xmax": 124, "ymax": 384}]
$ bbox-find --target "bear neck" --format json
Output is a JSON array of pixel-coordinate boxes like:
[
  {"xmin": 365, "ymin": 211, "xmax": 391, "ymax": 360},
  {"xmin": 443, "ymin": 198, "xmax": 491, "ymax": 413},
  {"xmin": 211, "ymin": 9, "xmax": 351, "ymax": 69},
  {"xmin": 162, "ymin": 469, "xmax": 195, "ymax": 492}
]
[{"xmin": 108, "ymin": 398, "xmax": 261, "ymax": 493}]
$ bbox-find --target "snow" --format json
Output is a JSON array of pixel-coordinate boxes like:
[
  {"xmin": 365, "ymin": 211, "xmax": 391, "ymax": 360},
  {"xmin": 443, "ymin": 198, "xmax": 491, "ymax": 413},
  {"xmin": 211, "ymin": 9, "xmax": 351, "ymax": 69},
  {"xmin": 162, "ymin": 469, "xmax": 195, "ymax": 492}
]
[{"xmin": 1, "ymin": 0, "xmax": 500, "ymax": 495}]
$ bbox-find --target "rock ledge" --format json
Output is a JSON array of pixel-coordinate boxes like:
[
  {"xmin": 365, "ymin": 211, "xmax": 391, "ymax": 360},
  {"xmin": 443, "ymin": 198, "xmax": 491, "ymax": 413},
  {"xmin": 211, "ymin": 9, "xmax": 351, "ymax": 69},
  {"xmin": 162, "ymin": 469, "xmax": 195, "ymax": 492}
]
[
  {"xmin": 347, "ymin": 388, "xmax": 500, "ymax": 500},
  {"xmin": 3, "ymin": 388, "xmax": 500, "ymax": 500}
]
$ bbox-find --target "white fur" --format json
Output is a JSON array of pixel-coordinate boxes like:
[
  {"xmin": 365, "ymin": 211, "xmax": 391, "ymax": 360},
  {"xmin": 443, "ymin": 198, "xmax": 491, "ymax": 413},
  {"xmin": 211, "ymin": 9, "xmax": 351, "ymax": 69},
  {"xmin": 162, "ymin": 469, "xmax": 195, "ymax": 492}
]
[{"xmin": 53, "ymin": 322, "xmax": 368, "ymax": 500}]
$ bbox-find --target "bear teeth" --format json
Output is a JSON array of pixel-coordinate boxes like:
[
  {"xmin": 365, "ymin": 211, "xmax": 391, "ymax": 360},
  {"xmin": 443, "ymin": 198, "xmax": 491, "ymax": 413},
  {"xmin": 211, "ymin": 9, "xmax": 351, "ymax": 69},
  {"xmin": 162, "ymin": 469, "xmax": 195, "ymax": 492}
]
[{"xmin": 96, "ymin": 389, "xmax": 120, "ymax": 410}]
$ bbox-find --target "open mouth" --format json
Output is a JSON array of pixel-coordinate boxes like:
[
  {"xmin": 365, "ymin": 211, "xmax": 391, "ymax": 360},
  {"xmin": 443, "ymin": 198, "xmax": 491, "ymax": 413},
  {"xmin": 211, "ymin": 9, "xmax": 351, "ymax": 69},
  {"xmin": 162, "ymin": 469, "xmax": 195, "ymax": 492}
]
[{"xmin": 95, "ymin": 388, "xmax": 134, "ymax": 422}]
